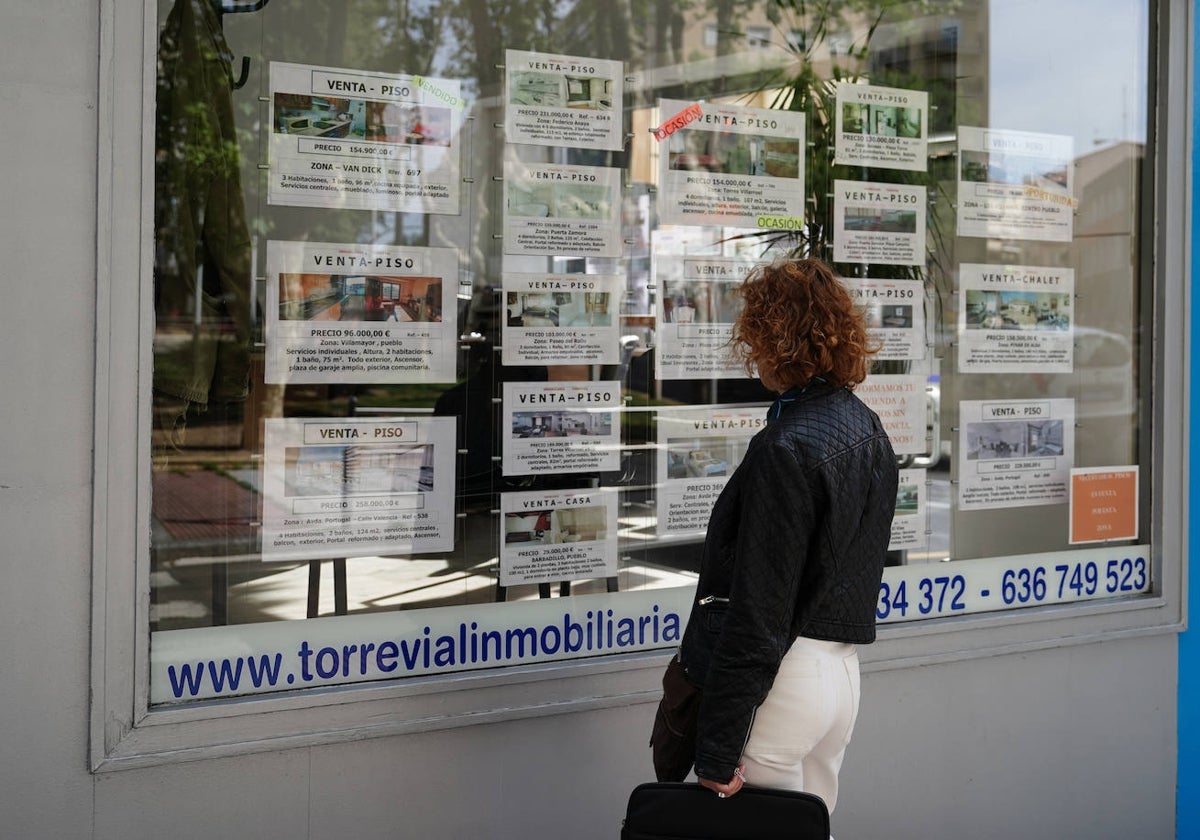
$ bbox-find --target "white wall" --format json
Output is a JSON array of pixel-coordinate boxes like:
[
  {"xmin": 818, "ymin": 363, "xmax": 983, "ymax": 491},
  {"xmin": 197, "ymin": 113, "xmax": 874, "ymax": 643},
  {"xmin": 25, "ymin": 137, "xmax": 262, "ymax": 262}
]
[
  {"xmin": 0, "ymin": 1, "xmax": 102, "ymax": 837},
  {"xmin": 0, "ymin": 3, "xmax": 1178, "ymax": 839}
]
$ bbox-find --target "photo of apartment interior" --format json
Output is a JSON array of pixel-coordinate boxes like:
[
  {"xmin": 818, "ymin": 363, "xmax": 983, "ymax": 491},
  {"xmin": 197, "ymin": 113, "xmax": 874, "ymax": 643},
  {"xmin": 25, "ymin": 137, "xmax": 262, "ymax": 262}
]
[
  {"xmin": 666, "ymin": 436, "xmax": 751, "ymax": 479},
  {"xmin": 967, "ymin": 420, "xmax": 1065, "ymax": 460},
  {"xmin": 510, "ymin": 72, "xmax": 564, "ymax": 107},
  {"xmin": 512, "ymin": 410, "xmax": 613, "ymax": 438},
  {"xmin": 364, "ymin": 102, "xmax": 452, "ymax": 145},
  {"xmin": 965, "ymin": 291, "xmax": 1070, "ymax": 330},
  {"xmin": 668, "ymin": 128, "xmax": 799, "ymax": 178},
  {"xmin": 866, "ymin": 303, "xmax": 913, "ymax": 329},
  {"xmin": 842, "ymin": 103, "xmax": 922, "ymax": 138},
  {"xmin": 274, "ymin": 93, "xmax": 364, "ymax": 138},
  {"xmin": 279, "ymin": 274, "xmax": 442, "ymax": 322},
  {"xmin": 565, "ymin": 75, "xmax": 613, "ymax": 109},
  {"xmin": 506, "ymin": 292, "xmax": 610, "ymax": 327}
]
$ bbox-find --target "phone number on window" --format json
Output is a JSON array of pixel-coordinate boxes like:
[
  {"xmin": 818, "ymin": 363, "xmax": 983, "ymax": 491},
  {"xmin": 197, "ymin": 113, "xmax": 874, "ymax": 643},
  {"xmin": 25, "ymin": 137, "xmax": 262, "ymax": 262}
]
[{"xmin": 876, "ymin": 547, "xmax": 1151, "ymax": 623}]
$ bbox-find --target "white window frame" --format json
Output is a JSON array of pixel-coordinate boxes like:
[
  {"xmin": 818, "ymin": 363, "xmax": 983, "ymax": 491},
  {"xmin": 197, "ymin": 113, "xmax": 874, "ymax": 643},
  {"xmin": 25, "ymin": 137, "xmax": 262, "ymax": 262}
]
[{"xmin": 90, "ymin": 0, "xmax": 1189, "ymax": 771}]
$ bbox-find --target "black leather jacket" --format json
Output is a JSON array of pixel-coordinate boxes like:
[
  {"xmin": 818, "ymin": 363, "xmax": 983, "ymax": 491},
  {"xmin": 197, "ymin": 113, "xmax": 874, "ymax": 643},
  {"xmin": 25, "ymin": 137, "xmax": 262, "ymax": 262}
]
[{"xmin": 679, "ymin": 381, "xmax": 898, "ymax": 783}]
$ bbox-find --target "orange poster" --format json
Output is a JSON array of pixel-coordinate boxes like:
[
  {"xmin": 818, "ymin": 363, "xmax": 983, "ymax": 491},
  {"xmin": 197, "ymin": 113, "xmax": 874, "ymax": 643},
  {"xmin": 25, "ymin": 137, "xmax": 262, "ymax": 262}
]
[{"xmin": 1069, "ymin": 467, "xmax": 1138, "ymax": 544}]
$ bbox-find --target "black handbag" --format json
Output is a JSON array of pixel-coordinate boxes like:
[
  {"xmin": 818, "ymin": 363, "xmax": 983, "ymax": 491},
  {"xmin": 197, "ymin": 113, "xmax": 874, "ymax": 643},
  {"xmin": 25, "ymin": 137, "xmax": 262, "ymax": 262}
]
[
  {"xmin": 649, "ymin": 654, "xmax": 701, "ymax": 782},
  {"xmin": 620, "ymin": 782, "xmax": 831, "ymax": 840}
]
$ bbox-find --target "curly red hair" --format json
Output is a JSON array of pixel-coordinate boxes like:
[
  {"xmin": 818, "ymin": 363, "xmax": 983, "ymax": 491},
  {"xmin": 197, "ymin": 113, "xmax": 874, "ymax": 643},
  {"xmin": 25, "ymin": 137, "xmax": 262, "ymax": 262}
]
[{"xmin": 731, "ymin": 258, "xmax": 877, "ymax": 390}]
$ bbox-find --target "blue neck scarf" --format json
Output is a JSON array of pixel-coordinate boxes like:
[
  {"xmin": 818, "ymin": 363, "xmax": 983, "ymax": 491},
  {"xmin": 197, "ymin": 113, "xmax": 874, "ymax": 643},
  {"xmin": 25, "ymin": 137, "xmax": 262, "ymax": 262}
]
[{"xmin": 766, "ymin": 377, "xmax": 826, "ymax": 424}]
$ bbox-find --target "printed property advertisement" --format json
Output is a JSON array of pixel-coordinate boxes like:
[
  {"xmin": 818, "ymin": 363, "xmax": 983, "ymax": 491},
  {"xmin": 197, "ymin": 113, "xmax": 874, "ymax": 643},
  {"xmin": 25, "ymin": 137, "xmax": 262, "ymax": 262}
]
[
  {"xmin": 833, "ymin": 180, "xmax": 927, "ymax": 266},
  {"xmin": 957, "ymin": 126, "xmax": 1074, "ymax": 242},
  {"xmin": 260, "ymin": 416, "xmax": 456, "ymax": 560},
  {"xmin": 499, "ymin": 489, "xmax": 619, "ymax": 586},
  {"xmin": 268, "ymin": 62, "xmax": 464, "ymax": 213},
  {"xmin": 503, "ymin": 160, "xmax": 622, "ymax": 257},
  {"xmin": 656, "ymin": 99, "xmax": 805, "ymax": 229},
  {"xmin": 958, "ymin": 398, "xmax": 1076, "ymax": 510},
  {"xmin": 890, "ymin": 468, "xmax": 927, "ymax": 551},
  {"xmin": 655, "ymin": 405, "xmax": 767, "ymax": 536},
  {"xmin": 505, "ymin": 49, "xmax": 624, "ymax": 150},
  {"xmin": 501, "ymin": 273, "xmax": 621, "ymax": 365},
  {"xmin": 656, "ymin": 256, "xmax": 752, "ymax": 379},
  {"xmin": 834, "ymin": 83, "xmax": 928, "ymax": 172},
  {"xmin": 957, "ymin": 263, "xmax": 1074, "ymax": 373},
  {"xmin": 847, "ymin": 277, "xmax": 926, "ymax": 361},
  {"xmin": 264, "ymin": 240, "xmax": 457, "ymax": 383},
  {"xmin": 502, "ymin": 381, "xmax": 621, "ymax": 476}
]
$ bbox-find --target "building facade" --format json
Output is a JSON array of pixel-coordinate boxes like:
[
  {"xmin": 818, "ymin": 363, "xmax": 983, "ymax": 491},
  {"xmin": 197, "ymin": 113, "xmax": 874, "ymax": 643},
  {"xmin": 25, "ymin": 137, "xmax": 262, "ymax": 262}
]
[{"xmin": 0, "ymin": 0, "xmax": 1193, "ymax": 837}]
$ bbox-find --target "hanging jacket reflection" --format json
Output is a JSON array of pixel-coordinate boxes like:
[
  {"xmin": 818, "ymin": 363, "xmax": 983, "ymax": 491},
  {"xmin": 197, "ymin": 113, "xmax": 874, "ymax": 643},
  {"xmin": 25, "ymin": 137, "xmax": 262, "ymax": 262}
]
[{"xmin": 154, "ymin": 0, "xmax": 252, "ymax": 406}]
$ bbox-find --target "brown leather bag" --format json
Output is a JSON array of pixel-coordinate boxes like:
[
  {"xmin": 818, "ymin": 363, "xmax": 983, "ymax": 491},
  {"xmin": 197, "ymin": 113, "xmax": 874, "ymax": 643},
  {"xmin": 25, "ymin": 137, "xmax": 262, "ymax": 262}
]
[{"xmin": 649, "ymin": 654, "xmax": 701, "ymax": 782}]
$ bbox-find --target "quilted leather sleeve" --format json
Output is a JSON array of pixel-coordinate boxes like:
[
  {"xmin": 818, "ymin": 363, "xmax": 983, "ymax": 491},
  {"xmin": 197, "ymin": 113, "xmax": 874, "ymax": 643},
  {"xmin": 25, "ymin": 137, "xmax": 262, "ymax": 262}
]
[{"xmin": 692, "ymin": 440, "xmax": 820, "ymax": 783}]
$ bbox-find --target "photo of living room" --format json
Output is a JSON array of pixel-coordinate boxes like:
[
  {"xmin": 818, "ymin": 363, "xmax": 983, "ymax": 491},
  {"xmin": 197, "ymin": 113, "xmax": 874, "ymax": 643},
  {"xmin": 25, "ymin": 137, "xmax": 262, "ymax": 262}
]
[
  {"xmin": 278, "ymin": 273, "xmax": 443, "ymax": 323},
  {"xmin": 666, "ymin": 127, "xmax": 800, "ymax": 178},
  {"xmin": 511, "ymin": 410, "xmax": 614, "ymax": 438},
  {"xmin": 964, "ymin": 289, "xmax": 1071, "ymax": 331},
  {"xmin": 506, "ymin": 291, "xmax": 611, "ymax": 327}
]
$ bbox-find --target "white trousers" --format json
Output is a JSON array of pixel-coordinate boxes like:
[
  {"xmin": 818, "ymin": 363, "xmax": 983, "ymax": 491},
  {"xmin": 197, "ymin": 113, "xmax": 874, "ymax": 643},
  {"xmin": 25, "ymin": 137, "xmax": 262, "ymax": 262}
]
[{"xmin": 739, "ymin": 637, "xmax": 861, "ymax": 814}]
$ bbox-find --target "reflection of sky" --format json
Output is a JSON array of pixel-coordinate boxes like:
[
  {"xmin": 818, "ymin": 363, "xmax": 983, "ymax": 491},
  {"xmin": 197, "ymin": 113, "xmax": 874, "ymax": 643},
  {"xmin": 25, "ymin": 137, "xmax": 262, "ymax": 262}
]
[{"xmin": 989, "ymin": 0, "xmax": 1147, "ymax": 148}]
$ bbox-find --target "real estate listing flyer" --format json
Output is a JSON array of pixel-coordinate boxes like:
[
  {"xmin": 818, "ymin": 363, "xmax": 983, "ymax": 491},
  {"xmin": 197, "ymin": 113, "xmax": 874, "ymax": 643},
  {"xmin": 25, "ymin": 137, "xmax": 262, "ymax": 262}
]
[
  {"xmin": 890, "ymin": 468, "xmax": 927, "ymax": 551},
  {"xmin": 505, "ymin": 49, "xmax": 624, "ymax": 150},
  {"xmin": 956, "ymin": 126, "xmax": 1074, "ymax": 242},
  {"xmin": 268, "ymin": 62, "xmax": 464, "ymax": 213},
  {"xmin": 499, "ymin": 489, "xmax": 618, "ymax": 586},
  {"xmin": 847, "ymin": 276, "xmax": 927, "ymax": 361},
  {"xmin": 957, "ymin": 263, "xmax": 1074, "ymax": 373},
  {"xmin": 655, "ymin": 256, "xmax": 752, "ymax": 379},
  {"xmin": 656, "ymin": 98, "xmax": 805, "ymax": 228},
  {"xmin": 501, "ymin": 272, "xmax": 621, "ymax": 365},
  {"xmin": 264, "ymin": 240, "xmax": 458, "ymax": 384},
  {"xmin": 502, "ymin": 381, "xmax": 622, "ymax": 476},
  {"xmin": 503, "ymin": 160, "xmax": 622, "ymax": 257},
  {"xmin": 260, "ymin": 416, "xmax": 456, "ymax": 561},
  {"xmin": 892, "ymin": 465, "xmax": 926, "ymax": 552},
  {"xmin": 833, "ymin": 180, "xmax": 927, "ymax": 266},
  {"xmin": 834, "ymin": 83, "xmax": 929, "ymax": 172},
  {"xmin": 655, "ymin": 405, "xmax": 767, "ymax": 536},
  {"xmin": 856, "ymin": 374, "xmax": 928, "ymax": 456},
  {"xmin": 958, "ymin": 398, "xmax": 1076, "ymax": 511}
]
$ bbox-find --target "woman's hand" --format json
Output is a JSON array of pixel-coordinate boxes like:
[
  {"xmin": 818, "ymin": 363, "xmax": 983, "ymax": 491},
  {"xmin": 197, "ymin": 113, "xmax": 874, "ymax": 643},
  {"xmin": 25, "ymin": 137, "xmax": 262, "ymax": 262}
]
[{"xmin": 698, "ymin": 765, "xmax": 745, "ymax": 798}]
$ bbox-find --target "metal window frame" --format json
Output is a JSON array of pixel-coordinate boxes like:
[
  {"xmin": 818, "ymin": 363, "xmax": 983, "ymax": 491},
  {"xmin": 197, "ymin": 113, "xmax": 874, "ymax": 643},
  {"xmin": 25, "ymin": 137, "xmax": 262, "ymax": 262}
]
[{"xmin": 90, "ymin": 0, "xmax": 1190, "ymax": 771}]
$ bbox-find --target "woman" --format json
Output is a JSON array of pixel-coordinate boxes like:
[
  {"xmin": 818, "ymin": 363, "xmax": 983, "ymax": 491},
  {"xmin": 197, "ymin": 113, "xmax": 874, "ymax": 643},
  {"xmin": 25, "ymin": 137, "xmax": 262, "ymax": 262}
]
[{"xmin": 679, "ymin": 257, "xmax": 898, "ymax": 813}]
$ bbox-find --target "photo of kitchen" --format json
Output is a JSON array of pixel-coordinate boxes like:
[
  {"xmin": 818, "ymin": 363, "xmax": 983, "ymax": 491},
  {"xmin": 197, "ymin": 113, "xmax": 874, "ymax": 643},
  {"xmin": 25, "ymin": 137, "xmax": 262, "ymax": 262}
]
[
  {"xmin": 273, "ymin": 93, "xmax": 366, "ymax": 138},
  {"xmin": 510, "ymin": 70, "xmax": 614, "ymax": 110}
]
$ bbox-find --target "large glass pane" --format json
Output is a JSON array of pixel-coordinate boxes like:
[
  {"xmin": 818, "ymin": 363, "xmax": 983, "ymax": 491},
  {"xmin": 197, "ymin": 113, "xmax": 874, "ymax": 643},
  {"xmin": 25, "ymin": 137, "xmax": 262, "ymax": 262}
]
[{"xmin": 148, "ymin": 0, "xmax": 1152, "ymax": 703}]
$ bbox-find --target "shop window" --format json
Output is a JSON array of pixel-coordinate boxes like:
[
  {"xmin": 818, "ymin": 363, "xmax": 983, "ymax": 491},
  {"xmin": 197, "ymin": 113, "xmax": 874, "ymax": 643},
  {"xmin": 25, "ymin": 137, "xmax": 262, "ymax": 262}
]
[{"xmin": 142, "ymin": 0, "xmax": 1156, "ymax": 708}]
